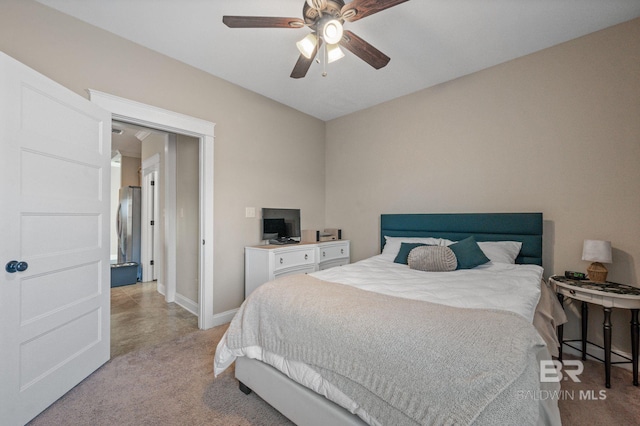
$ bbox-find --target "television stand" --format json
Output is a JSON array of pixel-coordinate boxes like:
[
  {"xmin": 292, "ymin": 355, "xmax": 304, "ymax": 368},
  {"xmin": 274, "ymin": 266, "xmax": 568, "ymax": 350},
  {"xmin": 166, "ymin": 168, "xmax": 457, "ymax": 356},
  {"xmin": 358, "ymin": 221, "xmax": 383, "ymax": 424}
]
[{"xmin": 245, "ymin": 240, "xmax": 350, "ymax": 298}]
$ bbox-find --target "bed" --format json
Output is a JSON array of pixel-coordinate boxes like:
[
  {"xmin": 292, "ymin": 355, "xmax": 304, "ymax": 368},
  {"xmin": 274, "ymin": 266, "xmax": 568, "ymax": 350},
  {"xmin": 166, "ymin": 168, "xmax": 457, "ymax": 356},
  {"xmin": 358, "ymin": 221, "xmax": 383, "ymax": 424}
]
[{"xmin": 214, "ymin": 213, "xmax": 566, "ymax": 425}]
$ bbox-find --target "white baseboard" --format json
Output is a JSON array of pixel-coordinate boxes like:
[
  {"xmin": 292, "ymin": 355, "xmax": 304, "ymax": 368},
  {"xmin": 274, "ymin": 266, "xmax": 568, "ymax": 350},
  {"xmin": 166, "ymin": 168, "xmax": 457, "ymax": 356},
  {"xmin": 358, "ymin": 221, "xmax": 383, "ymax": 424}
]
[
  {"xmin": 155, "ymin": 283, "xmax": 197, "ymax": 317},
  {"xmin": 152, "ymin": 281, "xmax": 237, "ymax": 327},
  {"xmin": 175, "ymin": 293, "xmax": 198, "ymax": 316},
  {"xmin": 211, "ymin": 308, "xmax": 239, "ymax": 326},
  {"xmin": 562, "ymin": 341, "xmax": 633, "ymax": 372}
]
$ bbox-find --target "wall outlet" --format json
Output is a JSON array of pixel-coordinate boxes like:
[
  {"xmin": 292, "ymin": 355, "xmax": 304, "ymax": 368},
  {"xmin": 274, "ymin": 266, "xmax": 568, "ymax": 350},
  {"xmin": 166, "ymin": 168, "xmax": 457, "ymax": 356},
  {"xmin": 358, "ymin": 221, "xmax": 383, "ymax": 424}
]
[{"xmin": 245, "ymin": 207, "xmax": 256, "ymax": 218}]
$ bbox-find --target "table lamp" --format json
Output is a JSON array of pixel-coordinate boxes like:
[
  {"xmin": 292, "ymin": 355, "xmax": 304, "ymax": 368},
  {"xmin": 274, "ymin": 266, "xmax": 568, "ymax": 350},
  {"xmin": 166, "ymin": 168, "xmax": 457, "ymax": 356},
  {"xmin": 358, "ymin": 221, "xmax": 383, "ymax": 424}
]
[{"xmin": 582, "ymin": 240, "xmax": 612, "ymax": 282}]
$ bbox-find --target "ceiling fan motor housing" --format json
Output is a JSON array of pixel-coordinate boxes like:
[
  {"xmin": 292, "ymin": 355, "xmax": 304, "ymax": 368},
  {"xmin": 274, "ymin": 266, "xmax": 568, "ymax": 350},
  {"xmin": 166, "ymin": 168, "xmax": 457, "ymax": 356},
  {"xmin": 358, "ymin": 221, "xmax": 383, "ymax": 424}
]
[{"xmin": 303, "ymin": 0, "xmax": 345, "ymax": 25}]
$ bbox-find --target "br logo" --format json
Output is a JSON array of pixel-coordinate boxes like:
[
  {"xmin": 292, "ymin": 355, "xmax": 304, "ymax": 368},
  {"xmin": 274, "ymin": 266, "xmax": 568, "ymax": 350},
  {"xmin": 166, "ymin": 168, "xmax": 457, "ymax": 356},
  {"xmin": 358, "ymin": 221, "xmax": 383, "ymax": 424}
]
[{"xmin": 540, "ymin": 360, "xmax": 583, "ymax": 382}]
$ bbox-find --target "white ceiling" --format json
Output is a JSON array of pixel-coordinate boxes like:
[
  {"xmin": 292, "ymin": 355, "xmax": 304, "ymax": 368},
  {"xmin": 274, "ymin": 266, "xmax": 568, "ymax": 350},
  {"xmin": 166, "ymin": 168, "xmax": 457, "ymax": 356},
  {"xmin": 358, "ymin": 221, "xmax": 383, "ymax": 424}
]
[{"xmin": 37, "ymin": 0, "xmax": 640, "ymax": 121}]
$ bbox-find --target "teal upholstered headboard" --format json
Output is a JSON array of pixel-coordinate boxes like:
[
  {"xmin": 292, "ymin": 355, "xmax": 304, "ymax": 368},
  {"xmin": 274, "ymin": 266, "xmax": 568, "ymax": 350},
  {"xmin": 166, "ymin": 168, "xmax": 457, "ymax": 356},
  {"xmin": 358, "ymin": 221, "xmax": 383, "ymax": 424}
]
[{"xmin": 380, "ymin": 213, "xmax": 543, "ymax": 265}]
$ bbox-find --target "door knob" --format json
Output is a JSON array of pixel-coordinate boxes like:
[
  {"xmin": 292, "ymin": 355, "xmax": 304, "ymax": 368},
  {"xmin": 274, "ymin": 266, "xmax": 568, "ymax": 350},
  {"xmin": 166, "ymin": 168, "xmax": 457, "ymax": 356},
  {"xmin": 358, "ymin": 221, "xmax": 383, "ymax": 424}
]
[
  {"xmin": 5, "ymin": 260, "xmax": 28, "ymax": 273},
  {"xmin": 6, "ymin": 261, "xmax": 18, "ymax": 273}
]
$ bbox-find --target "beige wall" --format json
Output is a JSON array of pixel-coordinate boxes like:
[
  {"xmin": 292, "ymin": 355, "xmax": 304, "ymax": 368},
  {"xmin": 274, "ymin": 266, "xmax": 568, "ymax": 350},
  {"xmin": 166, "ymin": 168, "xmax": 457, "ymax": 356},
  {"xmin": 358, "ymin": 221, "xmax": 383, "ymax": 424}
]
[
  {"xmin": 176, "ymin": 135, "xmax": 200, "ymax": 304},
  {"xmin": 119, "ymin": 156, "xmax": 140, "ymax": 187},
  {"xmin": 326, "ymin": 18, "xmax": 640, "ymax": 354},
  {"xmin": 0, "ymin": 0, "xmax": 326, "ymax": 314}
]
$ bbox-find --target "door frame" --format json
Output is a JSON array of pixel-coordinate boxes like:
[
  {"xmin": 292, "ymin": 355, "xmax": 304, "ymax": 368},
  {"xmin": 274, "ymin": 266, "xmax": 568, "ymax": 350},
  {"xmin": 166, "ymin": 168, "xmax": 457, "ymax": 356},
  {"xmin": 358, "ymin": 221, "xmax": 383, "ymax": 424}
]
[{"xmin": 89, "ymin": 90, "xmax": 215, "ymax": 329}]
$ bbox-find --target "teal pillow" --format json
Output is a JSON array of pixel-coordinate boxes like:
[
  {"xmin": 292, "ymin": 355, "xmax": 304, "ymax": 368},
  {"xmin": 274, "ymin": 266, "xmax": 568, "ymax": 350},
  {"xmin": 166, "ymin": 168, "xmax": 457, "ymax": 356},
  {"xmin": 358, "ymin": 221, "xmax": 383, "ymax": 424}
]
[
  {"xmin": 448, "ymin": 236, "xmax": 490, "ymax": 269},
  {"xmin": 394, "ymin": 243, "xmax": 428, "ymax": 264}
]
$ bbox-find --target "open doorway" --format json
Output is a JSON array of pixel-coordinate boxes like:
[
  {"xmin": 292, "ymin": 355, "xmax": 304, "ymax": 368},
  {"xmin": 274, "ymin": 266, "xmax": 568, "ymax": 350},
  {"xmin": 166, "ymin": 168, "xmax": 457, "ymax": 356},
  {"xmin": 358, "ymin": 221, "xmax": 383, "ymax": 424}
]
[
  {"xmin": 90, "ymin": 89, "xmax": 215, "ymax": 330},
  {"xmin": 110, "ymin": 122, "xmax": 201, "ymax": 357}
]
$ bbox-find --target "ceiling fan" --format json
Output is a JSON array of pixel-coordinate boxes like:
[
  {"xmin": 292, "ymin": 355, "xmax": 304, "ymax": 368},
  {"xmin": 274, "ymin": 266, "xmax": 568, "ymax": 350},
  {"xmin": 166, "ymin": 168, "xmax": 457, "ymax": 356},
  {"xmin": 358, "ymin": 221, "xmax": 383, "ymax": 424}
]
[{"xmin": 223, "ymin": 0, "xmax": 409, "ymax": 78}]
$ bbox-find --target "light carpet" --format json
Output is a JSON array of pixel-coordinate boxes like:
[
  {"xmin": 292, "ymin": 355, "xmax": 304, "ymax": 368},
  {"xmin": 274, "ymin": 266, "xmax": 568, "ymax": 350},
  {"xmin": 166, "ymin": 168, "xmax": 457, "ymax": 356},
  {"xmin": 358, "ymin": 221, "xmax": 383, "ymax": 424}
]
[
  {"xmin": 557, "ymin": 354, "xmax": 640, "ymax": 426},
  {"xmin": 28, "ymin": 324, "xmax": 639, "ymax": 425},
  {"xmin": 28, "ymin": 324, "xmax": 292, "ymax": 426}
]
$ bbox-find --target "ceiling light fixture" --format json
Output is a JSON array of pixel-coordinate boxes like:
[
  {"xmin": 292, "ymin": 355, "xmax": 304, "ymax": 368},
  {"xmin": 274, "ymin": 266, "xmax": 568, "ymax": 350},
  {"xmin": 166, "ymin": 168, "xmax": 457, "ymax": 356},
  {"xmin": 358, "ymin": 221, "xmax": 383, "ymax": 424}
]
[
  {"xmin": 223, "ymin": 0, "xmax": 403, "ymax": 79},
  {"xmin": 327, "ymin": 44, "xmax": 345, "ymax": 63},
  {"xmin": 296, "ymin": 33, "xmax": 318, "ymax": 59},
  {"xmin": 297, "ymin": 17, "xmax": 345, "ymax": 63},
  {"xmin": 321, "ymin": 19, "xmax": 343, "ymax": 45}
]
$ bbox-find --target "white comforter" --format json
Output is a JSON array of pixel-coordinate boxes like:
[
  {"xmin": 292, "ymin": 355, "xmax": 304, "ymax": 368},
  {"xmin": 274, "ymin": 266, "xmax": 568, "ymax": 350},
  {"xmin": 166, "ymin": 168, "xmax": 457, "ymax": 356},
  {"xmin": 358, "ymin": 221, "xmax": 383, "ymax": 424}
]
[
  {"xmin": 214, "ymin": 256, "xmax": 557, "ymax": 425},
  {"xmin": 311, "ymin": 255, "xmax": 543, "ymax": 323}
]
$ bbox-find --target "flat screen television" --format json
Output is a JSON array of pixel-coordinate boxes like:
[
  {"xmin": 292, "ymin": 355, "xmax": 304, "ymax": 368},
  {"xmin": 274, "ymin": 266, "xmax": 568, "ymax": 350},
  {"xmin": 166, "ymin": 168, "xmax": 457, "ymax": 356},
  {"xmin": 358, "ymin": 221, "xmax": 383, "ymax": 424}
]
[{"xmin": 262, "ymin": 208, "xmax": 301, "ymax": 243}]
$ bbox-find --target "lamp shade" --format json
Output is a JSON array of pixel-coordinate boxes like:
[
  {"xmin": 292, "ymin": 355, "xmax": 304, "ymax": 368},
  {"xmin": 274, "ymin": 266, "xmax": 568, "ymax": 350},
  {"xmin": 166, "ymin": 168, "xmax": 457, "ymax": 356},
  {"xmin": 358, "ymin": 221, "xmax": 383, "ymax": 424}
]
[
  {"xmin": 296, "ymin": 33, "xmax": 318, "ymax": 59},
  {"xmin": 326, "ymin": 44, "xmax": 345, "ymax": 63},
  {"xmin": 582, "ymin": 240, "xmax": 612, "ymax": 263}
]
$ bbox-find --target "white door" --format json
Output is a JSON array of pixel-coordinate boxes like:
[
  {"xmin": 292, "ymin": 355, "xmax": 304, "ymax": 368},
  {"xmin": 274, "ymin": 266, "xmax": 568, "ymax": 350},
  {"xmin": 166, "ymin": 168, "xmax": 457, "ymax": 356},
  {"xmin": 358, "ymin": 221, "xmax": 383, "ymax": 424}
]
[{"xmin": 0, "ymin": 53, "xmax": 111, "ymax": 425}]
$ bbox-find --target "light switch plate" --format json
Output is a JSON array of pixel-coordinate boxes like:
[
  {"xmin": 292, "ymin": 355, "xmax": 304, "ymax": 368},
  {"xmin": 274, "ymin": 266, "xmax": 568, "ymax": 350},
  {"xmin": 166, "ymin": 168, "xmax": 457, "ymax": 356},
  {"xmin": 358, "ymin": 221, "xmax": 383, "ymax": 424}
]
[{"xmin": 245, "ymin": 207, "xmax": 256, "ymax": 218}]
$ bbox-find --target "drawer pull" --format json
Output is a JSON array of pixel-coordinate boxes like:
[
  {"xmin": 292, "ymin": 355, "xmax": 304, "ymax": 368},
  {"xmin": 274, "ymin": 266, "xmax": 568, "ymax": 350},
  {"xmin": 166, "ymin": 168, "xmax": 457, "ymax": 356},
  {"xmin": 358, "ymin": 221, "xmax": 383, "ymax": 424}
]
[
  {"xmin": 323, "ymin": 251, "xmax": 326, "ymax": 257},
  {"xmin": 570, "ymin": 289, "xmax": 576, "ymax": 295},
  {"xmin": 304, "ymin": 254, "xmax": 308, "ymax": 260},
  {"xmin": 340, "ymin": 248, "xmax": 344, "ymax": 254},
  {"xmin": 279, "ymin": 257, "xmax": 283, "ymax": 264}
]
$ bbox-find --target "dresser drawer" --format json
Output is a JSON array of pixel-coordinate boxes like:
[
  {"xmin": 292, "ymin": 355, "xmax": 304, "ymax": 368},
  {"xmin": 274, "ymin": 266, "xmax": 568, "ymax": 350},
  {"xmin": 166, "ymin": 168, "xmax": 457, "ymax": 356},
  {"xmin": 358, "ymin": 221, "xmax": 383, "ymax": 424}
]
[
  {"xmin": 319, "ymin": 243, "xmax": 349, "ymax": 262},
  {"xmin": 274, "ymin": 264, "xmax": 317, "ymax": 279},
  {"xmin": 273, "ymin": 248, "xmax": 316, "ymax": 272},
  {"xmin": 318, "ymin": 258, "xmax": 349, "ymax": 271}
]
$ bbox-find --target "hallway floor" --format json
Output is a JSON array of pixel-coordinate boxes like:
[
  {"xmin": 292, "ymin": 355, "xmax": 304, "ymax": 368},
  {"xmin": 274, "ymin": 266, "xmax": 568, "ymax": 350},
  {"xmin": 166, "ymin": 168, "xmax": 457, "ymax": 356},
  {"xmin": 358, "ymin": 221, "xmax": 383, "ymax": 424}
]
[{"xmin": 110, "ymin": 281, "xmax": 199, "ymax": 358}]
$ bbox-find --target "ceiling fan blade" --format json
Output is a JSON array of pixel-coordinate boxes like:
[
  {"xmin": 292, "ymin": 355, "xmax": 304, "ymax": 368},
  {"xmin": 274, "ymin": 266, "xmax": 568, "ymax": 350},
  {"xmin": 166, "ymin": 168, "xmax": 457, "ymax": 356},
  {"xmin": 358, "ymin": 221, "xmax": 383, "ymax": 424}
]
[
  {"xmin": 339, "ymin": 30, "xmax": 390, "ymax": 69},
  {"xmin": 290, "ymin": 55, "xmax": 314, "ymax": 79},
  {"xmin": 341, "ymin": 0, "xmax": 409, "ymax": 22},
  {"xmin": 290, "ymin": 39, "xmax": 322, "ymax": 79},
  {"xmin": 222, "ymin": 16, "xmax": 305, "ymax": 29}
]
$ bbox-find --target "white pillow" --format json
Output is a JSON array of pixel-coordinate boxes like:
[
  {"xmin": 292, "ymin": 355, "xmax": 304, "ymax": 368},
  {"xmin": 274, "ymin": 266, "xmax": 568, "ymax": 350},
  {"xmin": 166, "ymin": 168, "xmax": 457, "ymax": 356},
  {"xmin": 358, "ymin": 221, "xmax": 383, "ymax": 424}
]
[
  {"xmin": 380, "ymin": 236, "xmax": 444, "ymax": 261},
  {"xmin": 477, "ymin": 241, "xmax": 523, "ymax": 264}
]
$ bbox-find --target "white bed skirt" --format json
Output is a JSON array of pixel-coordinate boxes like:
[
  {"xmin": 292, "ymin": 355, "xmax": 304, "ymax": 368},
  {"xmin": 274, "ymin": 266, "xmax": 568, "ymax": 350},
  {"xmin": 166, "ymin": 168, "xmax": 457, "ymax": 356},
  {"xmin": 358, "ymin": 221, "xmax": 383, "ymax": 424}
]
[
  {"xmin": 234, "ymin": 349, "xmax": 563, "ymax": 426},
  {"xmin": 235, "ymin": 356, "xmax": 367, "ymax": 426}
]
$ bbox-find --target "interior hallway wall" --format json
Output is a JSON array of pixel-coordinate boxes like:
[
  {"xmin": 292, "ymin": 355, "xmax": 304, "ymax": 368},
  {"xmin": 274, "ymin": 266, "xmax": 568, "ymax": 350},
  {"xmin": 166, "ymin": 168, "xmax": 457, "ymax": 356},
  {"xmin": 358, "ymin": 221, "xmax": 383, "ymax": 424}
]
[
  {"xmin": 176, "ymin": 135, "xmax": 200, "ymax": 307},
  {"xmin": 120, "ymin": 156, "xmax": 140, "ymax": 187}
]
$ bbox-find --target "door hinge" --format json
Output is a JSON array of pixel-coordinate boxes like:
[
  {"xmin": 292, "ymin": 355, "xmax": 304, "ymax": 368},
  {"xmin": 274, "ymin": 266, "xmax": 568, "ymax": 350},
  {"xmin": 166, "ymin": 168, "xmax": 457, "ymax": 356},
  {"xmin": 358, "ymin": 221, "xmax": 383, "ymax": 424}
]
[
  {"xmin": 150, "ymin": 181, "xmax": 155, "ymax": 186},
  {"xmin": 150, "ymin": 220, "xmax": 154, "ymax": 226},
  {"xmin": 150, "ymin": 260, "xmax": 154, "ymax": 266}
]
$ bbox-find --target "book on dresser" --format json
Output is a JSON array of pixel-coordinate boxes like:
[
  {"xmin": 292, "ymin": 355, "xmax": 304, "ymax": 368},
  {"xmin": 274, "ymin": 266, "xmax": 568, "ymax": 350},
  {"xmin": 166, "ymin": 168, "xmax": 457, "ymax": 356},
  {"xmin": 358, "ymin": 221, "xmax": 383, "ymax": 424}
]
[{"xmin": 244, "ymin": 240, "xmax": 350, "ymax": 298}]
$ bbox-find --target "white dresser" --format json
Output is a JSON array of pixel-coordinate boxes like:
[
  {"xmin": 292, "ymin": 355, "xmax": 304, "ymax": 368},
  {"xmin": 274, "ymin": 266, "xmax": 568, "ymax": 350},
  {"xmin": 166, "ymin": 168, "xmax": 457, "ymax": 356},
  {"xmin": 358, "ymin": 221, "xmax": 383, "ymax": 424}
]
[{"xmin": 245, "ymin": 240, "xmax": 350, "ymax": 298}]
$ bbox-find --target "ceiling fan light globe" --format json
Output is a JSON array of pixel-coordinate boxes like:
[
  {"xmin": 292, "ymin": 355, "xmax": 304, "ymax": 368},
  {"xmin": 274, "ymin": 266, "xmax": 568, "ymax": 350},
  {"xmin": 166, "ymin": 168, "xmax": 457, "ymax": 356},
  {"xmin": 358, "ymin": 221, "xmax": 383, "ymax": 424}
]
[
  {"xmin": 296, "ymin": 33, "xmax": 318, "ymax": 59},
  {"xmin": 327, "ymin": 44, "xmax": 345, "ymax": 63},
  {"xmin": 322, "ymin": 19, "xmax": 343, "ymax": 44}
]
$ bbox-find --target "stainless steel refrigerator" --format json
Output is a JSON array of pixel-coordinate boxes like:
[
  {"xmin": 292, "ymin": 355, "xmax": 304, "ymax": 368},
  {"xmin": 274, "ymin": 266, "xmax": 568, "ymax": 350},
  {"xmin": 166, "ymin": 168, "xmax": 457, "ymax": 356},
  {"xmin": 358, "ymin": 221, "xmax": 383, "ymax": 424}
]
[{"xmin": 117, "ymin": 186, "xmax": 142, "ymax": 280}]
